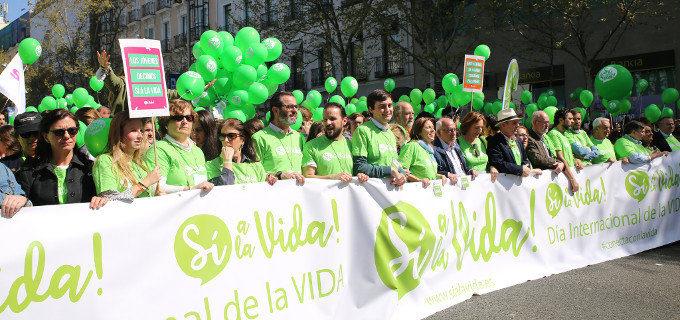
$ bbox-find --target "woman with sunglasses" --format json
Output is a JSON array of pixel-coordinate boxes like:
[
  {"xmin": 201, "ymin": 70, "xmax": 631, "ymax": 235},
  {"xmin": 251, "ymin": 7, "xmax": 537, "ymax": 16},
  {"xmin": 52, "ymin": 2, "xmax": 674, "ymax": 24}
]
[
  {"xmin": 458, "ymin": 111, "xmax": 499, "ymax": 182},
  {"xmin": 144, "ymin": 100, "xmax": 213, "ymax": 193},
  {"xmin": 207, "ymin": 119, "xmax": 278, "ymax": 185},
  {"xmin": 15, "ymin": 109, "xmax": 108, "ymax": 208},
  {"xmin": 398, "ymin": 117, "xmax": 448, "ymax": 188},
  {"xmin": 93, "ymin": 110, "xmax": 163, "ymax": 201}
]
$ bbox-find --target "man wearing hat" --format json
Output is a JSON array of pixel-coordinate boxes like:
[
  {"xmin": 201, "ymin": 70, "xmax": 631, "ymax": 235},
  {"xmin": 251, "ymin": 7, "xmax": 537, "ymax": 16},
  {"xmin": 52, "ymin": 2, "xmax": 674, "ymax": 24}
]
[
  {"xmin": 13, "ymin": 111, "xmax": 42, "ymax": 164},
  {"xmin": 486, "ymin": 108, "xmax": 542, "ymax": 177}
]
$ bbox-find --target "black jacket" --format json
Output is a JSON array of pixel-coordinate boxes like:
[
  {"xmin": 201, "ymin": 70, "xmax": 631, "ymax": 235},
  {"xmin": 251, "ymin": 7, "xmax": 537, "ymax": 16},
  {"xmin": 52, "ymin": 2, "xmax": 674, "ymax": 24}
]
[
  {"xmin": 652, "ymin": 130, "xmax": 672, "ymax": 152},
  {"xmin": 486, "ymin": 132, "xmax": 530, "ymax": 176},
  {"xmin": 433, "ymin": 137, "xmax": 470, "ymax": 176},
  {"xmin": 15, "ymin": 151, "xmax": 96, "ymax": 206}
]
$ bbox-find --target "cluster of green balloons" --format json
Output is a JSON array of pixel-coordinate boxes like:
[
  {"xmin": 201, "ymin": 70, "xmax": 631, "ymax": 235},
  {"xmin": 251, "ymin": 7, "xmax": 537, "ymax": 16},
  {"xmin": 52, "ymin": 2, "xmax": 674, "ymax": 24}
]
[
  {"xmin": 645, "ymin": 104, "xmax": 674, "ymax": 123},
  {"xmin": 36, "ymin": 84, "xmax": 103, "ymax": 113}
]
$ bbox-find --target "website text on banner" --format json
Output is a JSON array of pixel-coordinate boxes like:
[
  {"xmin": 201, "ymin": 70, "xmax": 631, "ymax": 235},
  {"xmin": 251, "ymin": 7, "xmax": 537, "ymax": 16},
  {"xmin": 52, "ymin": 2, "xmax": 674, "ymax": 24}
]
[{"xmin": 0, "ymin": 152, "xmax": 679, "ymax": 320}]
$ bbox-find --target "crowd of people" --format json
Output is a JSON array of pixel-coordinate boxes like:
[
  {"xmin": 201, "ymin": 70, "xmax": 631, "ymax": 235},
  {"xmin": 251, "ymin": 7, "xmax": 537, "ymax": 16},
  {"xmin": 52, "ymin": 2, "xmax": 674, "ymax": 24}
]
[{"xmin": 0, "ymin": 87, "xmax": 679, "ymax": 218}]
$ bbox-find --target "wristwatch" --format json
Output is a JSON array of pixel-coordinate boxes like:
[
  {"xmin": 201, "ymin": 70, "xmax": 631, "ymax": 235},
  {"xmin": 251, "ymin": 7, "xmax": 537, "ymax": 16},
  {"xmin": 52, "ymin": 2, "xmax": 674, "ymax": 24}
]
[{"xmin": 275, "ymin": 171, "xmax": 283, "ymax": 179}]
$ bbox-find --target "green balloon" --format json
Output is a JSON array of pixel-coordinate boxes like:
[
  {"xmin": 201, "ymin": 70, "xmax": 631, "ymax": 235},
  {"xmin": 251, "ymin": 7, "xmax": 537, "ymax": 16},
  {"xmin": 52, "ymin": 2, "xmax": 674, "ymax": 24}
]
[
  {"xmin": 472, "ymin": 97, "xmax": 484, "ymax": 110},
  {"xmin": 248, "ymin": 82, "xmax": 269, "ymax": 104},
  {"xmin": 661, "ymin": 88, "xmax": 679, "ymax": 105},
  {"xmin": 546, "ymin": 89, "xmax": 555, "ymax": 96},
  {"xmin": 52, "ymin": 84, "xmax": 66, "ymax": 98},
  {"xmin": 474, "ymin": 44, "xmax": 490, "ymax": 60},
  {"xmin": 537, "ymin": 94, "xmax": 548, "ymax": 109},
  {"xmin": 196, "ymin": 55, "xmax": 219, "ymax": 82},
  {"xmin": 579, "ymin": 90, "xmax": 594, "ymax": 108},
  {"xmin": 452, "ymin": 84, "xmax": 471, "ymax": 106},
  {"xmin": 220, "ymin": 46, "xmax": 243, "ymax": 72},
  {"xmin": 594, "ymin": 65, "xmax": 633, "ymax": 100},
  {"xmin": 18, "ymin": 38, "xmax": 42, "ymax": 65},
  {"xmin": 546, "ymin": 96, "xmax": 558, "ymax": 107},
  {"xmin": 41, "ymin": 96, "xmax": 57, "ymax": 110},
  {"xmin": 218, "ymin": 31, "xmax": 235, "ymax": 48},
  {"xmin": 442, "ymin": 73, "xmax": 459, "ymax": 93},
  {"xmin": 192, "ymin": 42, "xmax": 203, "ymax": 59},
  {"xmin": 509, "ymin": 102, "xmax": 516, "ymax": 110},
  {"xmin": 383, "ymin": 78, "xmax": 395, "ymax": 92},
  {"xmin": 55, "ymin": 98, "xmax": 67, "ymax": 109},
  {"xmin": 177, "ymin": 71, "xmax": 205, "ymax": 100},
  {"xmin": 262, "ymin": 38, "xmax": 282, "ymax": 62},
  {"xmin": 65, "ymin": 94, "xmax": 74, "ymax": 105},
  {"xmin": 234, "ymin": 27, "xmax": 261, "ymax": 52},
  {"xmin": 196, "ymin": 90, "xmax": 216, "ymax": 107},
  {"xmin": 492, "ymin": 101, "xmax": 502, "ymax": 115},
  {"xmin": 644, "ymin": 104, "xmax": 661, "ymax": 123},
  {"xmin": 200, "ymin": 30, "xmax": 224, "ymax": 57},
  {"xmin": 473, "ymin": 91, "xmax": 485, "ymax": 102},
  {"xmin": 229, "ymin": 89, "xmax": 249, "ymax": 106},
  {"xmin": 661, "ymin": 107, "xmax": 674, "ymax": 119},
  {"xmin": 312, "ymin": 107, "xmax": 324, "ymax": 122},
  {"xmin": 410, "ymin": 89, "xmax": 423, "ymax": 106},
  {"xmin": 329, "ymin": 95, "xmax": 346, "ymax": 107},
  {"xmin": 84, "ymin": 118, "xmax": 111, "ymax": 157},
  {"xmin": 424, "ymin": 103, "xmax": 435, "ymax": 114},
  {"xmin": 256, "ymin": 64, "xmax": 268, "ymax": 81},
  {"xmin": 290, "ymin": 112, "xmax": 303, "ymax": 131},
  {"xmin": 223, "ymin": 108, "xmax": 247, "ymax": 122},
  {"xmin": 398, "ymin": 95, "xmax": 410, "ymax": 103},
  {"xmin": 292, "ymin": 90, "xmax": 304, "ymax": 104},
  {"xmin": 26, "ymin": 106, "xmax": 38, "ymax": 113},
  {"xmin": 605, "ymin": 100, "xmax": 621, "ymax": 114},
  {"xmin": 437, "ymin": 95, "xmax": 448, "ymax": 108},
  {"xmin": 483, "ymin": 102, "xmax": 493, "ymax": 114},
  {"xmin": 355, "ymin": 101, "xmax": 368, "ymax": 113},
  {"xmin": 306, "ymin": 90, "xmax": 322, "ymax": 108},
  {"xmin": 73, "ymin": 87, "xmax": 89, "ymax": 107},
  {"xmin": 620, "ymin": 99, "xmax": 632, "ymax": 114},
  {"xmin": 232, "ymin": 65, "xmax": 257, "ymax": 89},
  {"xmin": 350, "ymin": 98, "xmax": 359, "ymax": 104},
  {"xmin": 70, "ymin": 106, "xmax": 79, "ymax": 114},
  {"xmin": 340, "ymin": 76, "xmax": 358, "ymax": 98},
  {"xmin": 243, "ymin": 43, "xmax": 268, "ymax": 67},
  {"xmin": 544, "ymin": 106, "xmax": 558, "ymax": 125},
  {"xmin": 212, "ymin": 77, "xmax": 232, "ymax": 96},
  {"xmin": 76, "ymin": 121, "xmax": 86, "ymax": 147},
  {"xmin": 301, "ymin": 100, "xmax": 312, "ymax": 112},
  {"xmin": 241, "ymin": 104, "xmax": 256, "ymax": 119},
  {"xmin": 325, "ymin": 77, "xmax": 338, "ymax": 93},
  {"xmin": 345, "ymin": 104, "xmax": 357, "ymax": 114},
  {"xmin": 423, "ymin": 88, "xmax": 436, "ymax": 104},
  {"xmin": 89, "ymin": 76, "xmax": 104, "ymax": 92},
  {"xmin": 521, "ymin": 90, "xmax": 532, "ymax": 104},
  {"xmin": 574, "ymin": 107, "xmax": 586, "ymax": 119},
  {"xmin": 267, "ymin": 63, "xmax": 290, "ymax": 85},
  {"xmin": 526, "ymin": 103, "xmax": 538, "ymax": 117},
  {"xmin": 636, "ymin": 79, "xmax": 648, "ymax": 92},
  {"xmin": 261, "ymin": 79, "xmax": 278, "ymax": 95}
]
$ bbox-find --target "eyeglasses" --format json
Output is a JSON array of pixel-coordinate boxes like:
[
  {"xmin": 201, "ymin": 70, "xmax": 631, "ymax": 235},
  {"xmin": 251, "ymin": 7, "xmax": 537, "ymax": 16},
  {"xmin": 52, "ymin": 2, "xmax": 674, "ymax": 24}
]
[
  {"xmin": 280, "ymin": 104, "xmax": 299, "ymax": 110},
  {"xmin": 440, "ymin": 129, "xmax": 455, "ymax": 133},
  {"xmin": 471, "ymin": 143, "xmax": 480, "ymax": 157},
  {"xmin": 219, "ymin": 132, "xmax": 242, "ymax": 141},
  {"xmin": 19, "ymin": 131, "xmax": 40, "ymax": 139},
  {"xmin": 170, "ymin": 114, "xmax": 194, "ymax": 122},
  {"xmin": 51, "ymin": 127, "xmax": 79, "ymax": 138}
]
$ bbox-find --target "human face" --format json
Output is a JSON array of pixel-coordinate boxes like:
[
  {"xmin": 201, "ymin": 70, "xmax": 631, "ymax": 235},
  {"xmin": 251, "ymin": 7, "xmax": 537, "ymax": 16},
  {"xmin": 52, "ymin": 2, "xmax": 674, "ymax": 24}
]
[
  {"xmin": 659, "ymin": 118, "xmax": 675, "ymax": 135},
  {"xmin": 501, "ymin": 119, "xmax": 520, "ymax": 137},
  {"xmin": 371, "ymin": 97, "xmax": 393, "ymax": 124},
  {"xmin": 397, "ymin": 103, "xmax": 414, "ymax": 128},
  {"xmin": 275, "ymin": 95, "xmax": 298, "ymax": 128},
  {"xmin": 437, "ymin": 118, "xmax": 456, "ymax": 144},
  {"xmin": 192, "ymin": 122, "xmax": 205, "ymax": 148},
  {"xmin": 220, "ymin": 125, "xmax": 243, "ymax": 157},
  {"xmin": 44, "ymin": 118, "xmax": 78, "ymax": 153},
  {"xmin": 350, "ymin": 116, "xmax": 364, "ymax": 135},
  {"xmin": 143, "ymin": 122, "xmax": 154, "ymax": 144},
  {"xmin": 642, "ymin": 126, "xmax": 653, "ymax": 143},
  {"xmin": 420, "ymin": 120, "xmax": 436, "ymax": 143},
  {"xmin": 98, "ymin": 106, "xmax": 111, "ymax": 118},
  {"xmin": 323, "ymin": 107, "xmax": 346, "ymax": 141},
  {"xmin": 0, "ymin": 114, "xmax": 5, "ymax": 126},
  {"xmin": 533, "ymin": 112, "xmax": 550, "ymax": 135},
  {"xmin": 167, "ymin": 108, "xmax": 193, "ymax": 140},
  {"xmin": 121, "ymin": 119, "xmax": 144, "ymax": 153},
  {"xmin": 516, "ymin": 128, "xmax": 529, "ymax": 147},
  {"xmin": 18, "ymin": 131, "xmax": 40, "ymax": 157},
  {"xmin": 561, "ymin": 113, "xmax": 574, "ymax": 130},
  {"xmin": 572, "ymin": 113, "xmax": 582, "ymax": 129},
  {"xmin": 629, "ymin": 127, "xmax": 645, "ymax": 141},
  {"xmin": 594, "ymin": 121, "xmax": 611, "ymax": 139},
  {"xmin": 467, "ymin": 119, "xmax": 484, "ymax": 140}
]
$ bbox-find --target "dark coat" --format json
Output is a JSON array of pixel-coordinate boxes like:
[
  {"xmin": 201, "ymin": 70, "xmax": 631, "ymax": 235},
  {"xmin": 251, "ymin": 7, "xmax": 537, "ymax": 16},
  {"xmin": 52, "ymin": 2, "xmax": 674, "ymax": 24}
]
[
  {"xmin": 652, "ymin": 130, "xmax": 672, "ymax": 152},
  {"xmin": 526, "ymin": 129, "xmax": 558, "ymax": 170},
  {"xmin": 433, "ymin": 137, "xmax": 470, "ymax": 176},
  {"xmin": 486, "ymin": 132, "xmax": 530, "ymax": 176},
  {"xmin": 15, "ymin": 150, "xmax": 96, "ymax": 206}
]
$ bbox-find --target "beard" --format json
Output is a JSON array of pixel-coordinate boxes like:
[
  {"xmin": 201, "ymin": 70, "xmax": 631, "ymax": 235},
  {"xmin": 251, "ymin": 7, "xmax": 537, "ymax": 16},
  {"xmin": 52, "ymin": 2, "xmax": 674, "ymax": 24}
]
[
  {"xmin": 278, "ymin": 111, "xmax": 296, "ymax": 126},
  {"xmin": 325, "ymin": 125, "xmax": 342, "ymax": 140}
]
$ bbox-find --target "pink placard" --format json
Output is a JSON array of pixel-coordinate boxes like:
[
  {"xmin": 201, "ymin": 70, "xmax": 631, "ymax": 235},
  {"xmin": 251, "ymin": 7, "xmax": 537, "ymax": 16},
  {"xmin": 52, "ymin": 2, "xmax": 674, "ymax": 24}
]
[{"xmin": 119, "ymin": 39, "xmax": 170, "ymax": 118}]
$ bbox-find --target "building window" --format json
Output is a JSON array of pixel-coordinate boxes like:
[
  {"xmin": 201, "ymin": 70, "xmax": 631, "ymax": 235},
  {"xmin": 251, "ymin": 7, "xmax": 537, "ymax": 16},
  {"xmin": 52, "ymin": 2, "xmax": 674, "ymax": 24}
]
[
  {"xmin": 245, "ymin": 0, "xmax": 252, "ymax": 26},
  {"xmin": 180, "ymin": 15, "xmax": 186, "ymax": 34},
  {"xmin": 223, "ymin": 4, "xmax": 232, "ymax": 33}
]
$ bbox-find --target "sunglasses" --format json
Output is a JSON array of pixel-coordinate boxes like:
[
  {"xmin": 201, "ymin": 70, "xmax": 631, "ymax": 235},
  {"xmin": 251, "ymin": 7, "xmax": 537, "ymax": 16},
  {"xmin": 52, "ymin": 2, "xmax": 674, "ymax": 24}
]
[
  {"xmin": 170, "ymin": 114, "xmax": 194, "ymax": 122},
  {"xmin": 19, "ymin": 131, "xmax": 40, "ymax": 139},
  {"xmin": 471, "ymin": 143, "xmax": 480, "ymax": 157},
  {"xmin": 219, "ymin": 132, "xmax": 242, "ymax": 141},
  {"xmin": 51, "ymin": 127, "xmax": 79, "ymax": 138}
]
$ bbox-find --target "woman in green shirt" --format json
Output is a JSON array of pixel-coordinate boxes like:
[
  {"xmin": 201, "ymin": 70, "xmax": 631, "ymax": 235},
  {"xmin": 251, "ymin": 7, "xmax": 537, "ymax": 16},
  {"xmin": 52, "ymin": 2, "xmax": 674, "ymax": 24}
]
[
  {"xmin": 93, "ymin": 110, "xmax": 162, "ymax": 201},
  {"xmin": 399, "ymin": 117, "xmax": 448, "ymax": 187},
  {"xmin": 207, "ymin": 119, "xmax": 278, "ymax": 185},
  {"xmin": 458, "ymin": 111, "xmax": 500, "ymax": 181},
  {"xmin": 144, "ymin": 100, "xmax": 214, "ymax": 193}
]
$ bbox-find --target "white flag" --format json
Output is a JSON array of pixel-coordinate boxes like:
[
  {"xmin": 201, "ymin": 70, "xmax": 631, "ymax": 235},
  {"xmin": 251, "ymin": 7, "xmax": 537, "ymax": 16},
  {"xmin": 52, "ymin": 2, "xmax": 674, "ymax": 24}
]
[{"xmin": 0, "ymin": 54, "xmax": 26, "ymax": 114}]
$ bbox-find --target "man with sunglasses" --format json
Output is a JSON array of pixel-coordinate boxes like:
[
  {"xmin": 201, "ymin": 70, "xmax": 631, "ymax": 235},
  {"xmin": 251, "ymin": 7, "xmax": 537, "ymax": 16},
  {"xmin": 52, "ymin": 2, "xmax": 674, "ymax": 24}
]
[
  {"xmin": 252, "ymin": 91, "xmax": 305, "ymax": 184},
  {"xmin": 13, "ymin": 111, "xmax": 42, "ymax": 165}
]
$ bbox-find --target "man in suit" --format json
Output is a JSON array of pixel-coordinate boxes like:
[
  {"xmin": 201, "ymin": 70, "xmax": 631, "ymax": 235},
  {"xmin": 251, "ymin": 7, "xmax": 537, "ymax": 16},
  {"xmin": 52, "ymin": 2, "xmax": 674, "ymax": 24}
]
[
  {"xmin": 487, "ymin": 108, "xmax": 542, "ymax": 177},
  {"xmin": 652, "ymin": 117, "xmax": 680, "ymax": 152},
  {"xmin": 433, "ymin": 117, "xmax": 478, "ymax": 185}
]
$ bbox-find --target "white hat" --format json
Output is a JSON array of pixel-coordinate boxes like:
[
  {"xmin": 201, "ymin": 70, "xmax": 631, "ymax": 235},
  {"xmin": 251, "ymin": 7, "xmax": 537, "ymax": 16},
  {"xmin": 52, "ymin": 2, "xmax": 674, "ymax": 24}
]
[{"xmin": 496, "ymin": 108, "xmax": 519, "ymax": 127}]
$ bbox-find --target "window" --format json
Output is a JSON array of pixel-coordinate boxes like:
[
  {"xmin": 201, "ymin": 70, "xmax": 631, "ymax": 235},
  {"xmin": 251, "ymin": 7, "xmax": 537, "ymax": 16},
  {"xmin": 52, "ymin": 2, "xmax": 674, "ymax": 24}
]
[
  {"xmin": 146, "ymin": 26, "xmax": 154, "ymax": 39},
  {"xmin": 163, "ymin": 22, "xmax": 169, "ymax": 40},
  {"xmin": 180, "ymin": 15, "xmax": 186, "ymax": 34},
  {"xmin": 223, "ymin": 4, "xmax": 232, "ymax": 32},
  {"xmin": 244, "ymin": 0, "xmax": 252, "ymax": 26}
]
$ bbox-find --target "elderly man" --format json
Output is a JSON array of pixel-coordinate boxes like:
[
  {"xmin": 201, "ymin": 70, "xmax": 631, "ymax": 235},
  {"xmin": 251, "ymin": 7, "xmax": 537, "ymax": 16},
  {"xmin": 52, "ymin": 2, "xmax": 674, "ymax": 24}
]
[
  {"xmin": 526, "ymin": 111, "xmax": 578, "ymax": 192},
  {"xmin": 433, "ymin": 117, "xmax": 477, "ymax": 185},
  {"xmin": 615, "ymin": 120, "xmax": 668, "ymax": 164},
  {"xmin": 487, "ymin": 108, "xmax": 541, "ymax": 177},
  {"xmin": 589, "ymin": 117, "xmax": 618, "ymax": 164},
  {"xmin": 394, "ymin": 101, "xmax": 415, "ymax": 137},
  {"xmin": 547, "ymin": 109, "xmax": 584, "ymax": 171},
  {"xmin": 652, "ymin": 117, "xmax": 680, "ymax": 152}
]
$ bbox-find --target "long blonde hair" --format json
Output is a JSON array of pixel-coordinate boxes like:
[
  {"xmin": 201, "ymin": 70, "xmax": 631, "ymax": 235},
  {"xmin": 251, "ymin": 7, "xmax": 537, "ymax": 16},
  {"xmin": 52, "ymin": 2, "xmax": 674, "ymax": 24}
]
[{"xmin": 105, "ymin": 110, "xmax": 149, "ymax": 184}]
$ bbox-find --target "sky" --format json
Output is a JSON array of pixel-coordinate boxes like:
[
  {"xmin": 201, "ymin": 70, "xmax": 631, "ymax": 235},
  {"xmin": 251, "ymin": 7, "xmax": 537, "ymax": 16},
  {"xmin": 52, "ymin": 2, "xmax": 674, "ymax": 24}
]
[{"xmin": 4, "ymin": 0, "xmax": 31, "ymax": 23}]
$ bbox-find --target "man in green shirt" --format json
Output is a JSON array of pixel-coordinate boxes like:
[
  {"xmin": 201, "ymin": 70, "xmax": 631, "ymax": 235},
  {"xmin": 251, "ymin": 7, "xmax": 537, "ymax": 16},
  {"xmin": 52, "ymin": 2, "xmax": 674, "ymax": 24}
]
[
  {"xmin": 351, "ymin": 89, "xmax": 406, "ymax": 187},
  {"xmin": 652, "ymin": 117, "xmax": 680, "ymax": 152},
  {"xmin": 589, "ymin": 117, "xmax": 619, "ymax": 165},
  {"xmin": 252, "ymin": 91, "xmax": 305, "ymax": 184},
  {"xmin": 566, "ymin": 109, "xmax": 599, "ymax": 165},
  {"xmin": 614, "ymin": 120, "xmax": 668, "ymax": 163},
  {"xmin": 302, "ymin": 103, "xmax": 369, "ymax": 183},
  {"xmin": 547, "ymin": 109, "xmax": 584, "ymax": 170}
]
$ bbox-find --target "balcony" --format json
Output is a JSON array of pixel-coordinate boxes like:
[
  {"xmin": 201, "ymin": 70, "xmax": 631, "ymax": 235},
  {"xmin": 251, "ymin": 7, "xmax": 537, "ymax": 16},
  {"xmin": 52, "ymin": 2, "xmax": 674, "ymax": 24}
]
[
  {"xmin": 142, "ymin": 2, "xmax": 156, "ymax": 17},
  {"xmin": 285, "ymin": 71, "xmax": 306, "ymax": 91},
  {"xmin": 351, "ymin": 61, "xmax": 367, "ymax": 81},
  {"xmin": 190, "ymin": 25, "xmax": 209, "ymax": 42},
  {"xmin": 156, "ymin": 0, "xmax": 171, "ymax": 11},
  {"xmin": 260, "ymin": 12, "xmax": 278, "ymax": 29},
  {"xmin": 373, "ymin": 53, "xmax": 405, "ymax": 78},
  {"xmin": 161, "ymin": 39, "xmax": 170, "ymax": 52},
  {"xmin": 173, "ymin": 33, "xmax": 187, "ymax": 49},
  {"xmin": 128, "ymin": 9, "xmax": 140, "ymax": 22}
]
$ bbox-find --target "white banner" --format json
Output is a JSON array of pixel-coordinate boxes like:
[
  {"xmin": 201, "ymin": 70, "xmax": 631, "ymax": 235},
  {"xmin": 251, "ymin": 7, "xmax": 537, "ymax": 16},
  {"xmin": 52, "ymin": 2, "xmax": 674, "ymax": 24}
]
[
  {"xmin": 1, "ymin": 152, "xmax": 679, "ymax": 319},
  {"xmin": 0, "ymin": 54, "xmax": 26, "ymax": 114}
]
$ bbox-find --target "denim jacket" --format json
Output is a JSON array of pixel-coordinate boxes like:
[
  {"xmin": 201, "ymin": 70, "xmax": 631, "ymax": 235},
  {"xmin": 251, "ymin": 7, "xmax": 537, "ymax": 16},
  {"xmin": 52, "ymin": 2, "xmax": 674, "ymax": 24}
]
[{"xmin": 0, "ymin": 162, "xmax": 29, "ymax": 205}]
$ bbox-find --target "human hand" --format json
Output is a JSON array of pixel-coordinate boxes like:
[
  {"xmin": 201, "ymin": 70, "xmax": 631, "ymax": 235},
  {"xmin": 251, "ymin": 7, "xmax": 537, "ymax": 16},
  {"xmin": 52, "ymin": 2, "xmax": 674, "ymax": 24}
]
[
  {"xmin": 569, "ymin": 179, "xmax": 579, "ymax": 193},
  {"xmin": 333, "ymin": 172, "xmax": 353, "ymax": 183},
  {"xmin": 265, "ymin": 173, "xmax": 278, "ymax": 185},
  {"xmin": 221, "ymin": 146, "xmax": 235, "ymax": 166},
  {"xmin": 281, "ymin": 172, "xmax": 305, "ymax": 185},
  {"xmin": 143, "ymin": 166, "xmax": 162, "ymax": 186},
  {"xmin": 490, "ymin": 166, "xmax": 499, "ymax": 182},
  {"xmin": 522, "ymin": 165, "xmax": 531, "ymax": 177},
  {"xmin": 421, "ymin": 178, "xmax": 431, "ymax": 188},
  {"xmin": 89, "ymin": 196, "xmax": 108, "ymax": 210},
  {"xmin": 96, "ymin": 50, "xmax": 110, "ymax": 69},
  {"xmin": 621, "ymin": 157, "xmax": 630, "ymax": 165},
  {"xmin": 575, "ymin": 159, "xmax": 584, "ymax": 170},
  {"xmin": 470, "ymin": 169, "xmax": 478, "ymax": 180},
  {"xmin": 1, "ymin": 195, "xmax": 28, "ymax": 218},
  {"xmin": 552, "ymin": 162, "xmax": 564, "ymax": 174},
  {"xmin": 357, "ymin": 173, "xmax": 369, "ymax": 183},
  {"xmin": 193, "ymin": 181, "xmax": 214, "ymax": 191},
  {"xmin": 447, "ymin": 173, "xmax": 458, "ymax": 185}
]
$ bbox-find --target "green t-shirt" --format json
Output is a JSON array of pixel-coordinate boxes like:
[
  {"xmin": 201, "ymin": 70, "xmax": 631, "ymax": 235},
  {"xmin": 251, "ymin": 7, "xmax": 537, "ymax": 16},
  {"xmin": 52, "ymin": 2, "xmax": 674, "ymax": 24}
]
[
  {"xmin": 614, "ymin": 135, "xmax": 651, "ymax": 160},
  {"xmin": 398, "ymin": 141, "xmax": 438, "ymax": 180},
  {"xmin": 589, "ymin": 137, "xmax": 615, "ymax": 164},
  {"xmin": 351, "ymin": 120, "xmax": 399, "ymax": 167},
  {"xmin": 206, "ymin": 158, "xmax": 267, "ymax": 184},
  {"xmin": 302, "ymin": 135, "xmax": 353, "ymax": 176},
  {"xmin": 457, "ymin": 136, "xmax": 488, "ymax": 172},
  {"xmin": 547, "ymin": 129, "xmax": 575, "ymax": 167},
  {"xmin": 665, "ymin": 135, "xmax": 680, "ymax": 151},
  {"xmin": 93, "ymin": 154, "xmax": 152, "ymax": 197},
  {"xmin": 567, "ymin": 130, "xmax": 594, "ymax": 147},
  {"xmin": 53, "ymin": 164, "xmax": 69, "ymax": 204},
  {"xmin": 144, "ymin": 139, "xmax": 207, "ymax": 187},
  {"xmin": 252, "ymin": 126, "xmax": 305, "ymax": 174}
]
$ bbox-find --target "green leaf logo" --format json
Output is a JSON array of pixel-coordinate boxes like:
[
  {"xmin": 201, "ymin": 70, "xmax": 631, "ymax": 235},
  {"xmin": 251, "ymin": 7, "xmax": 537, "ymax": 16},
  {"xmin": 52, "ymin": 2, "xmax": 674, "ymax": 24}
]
[
  {"xmin": 625, "ymin": 171, "xmax": 649, "ymax": 202},
  {"xmin": 174, "ymin": 215, "xmax": 232, "ymax": 285},
  {"xmin": 374, "ymin": 201, "xmax": 435, "ymax": 299},
  {"xmin": 545, "ymin": 183, "xmax": 563, "ymax": 218}
]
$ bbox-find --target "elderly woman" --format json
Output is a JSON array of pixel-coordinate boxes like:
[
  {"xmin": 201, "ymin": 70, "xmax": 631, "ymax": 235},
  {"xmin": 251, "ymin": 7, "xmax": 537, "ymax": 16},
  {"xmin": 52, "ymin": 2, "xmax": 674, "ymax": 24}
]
[
  {"xmin": 207, "ymin": 119, "xmax": 277, "ymax": 185},
  {"xmin": 93, "ymin": 110, "xmax": 162, "ymax": 201},
  {"xmin": 144, "ymin": 100, "xmax": 213, "ymax": 193},
  {"xmin": 516, "ymin": 125, "xmax": 530, "ymax": 149},
  {"xmin": 16, "ymin": 109, "xmax": 107, "ymax": 208},
  {"xmin": 458, "ymin": 111, "xmax": 499, "ymax": 182},
  {"xmin": 398, "ymin": 117, "xmax": 448, "ymax": 187}
]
